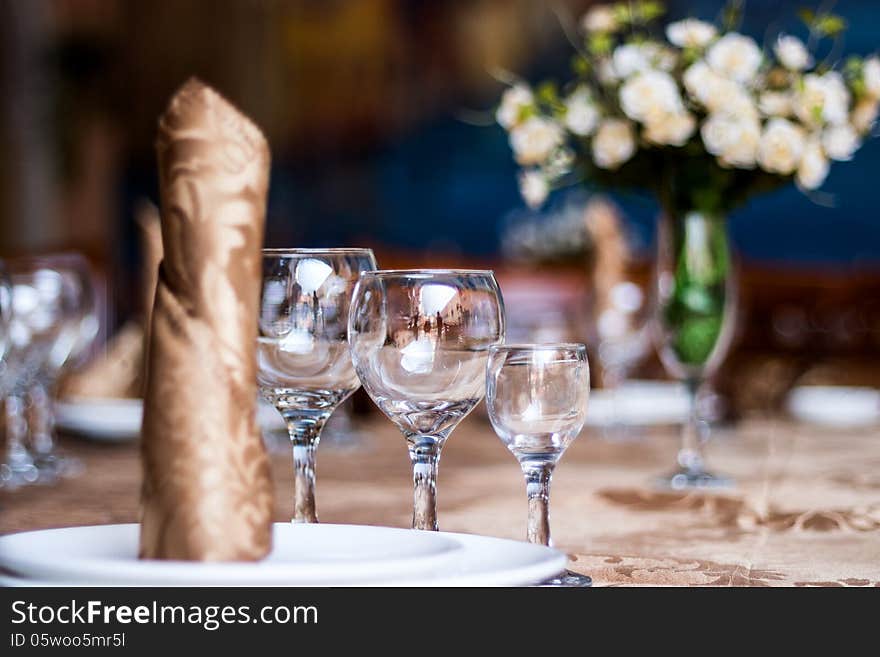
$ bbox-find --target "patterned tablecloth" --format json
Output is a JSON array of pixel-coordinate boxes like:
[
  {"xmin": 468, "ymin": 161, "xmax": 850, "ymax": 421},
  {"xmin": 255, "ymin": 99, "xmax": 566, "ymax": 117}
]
[{"xmin": 2, "ymin": 414, "xmax": 878, "ymax": 586}]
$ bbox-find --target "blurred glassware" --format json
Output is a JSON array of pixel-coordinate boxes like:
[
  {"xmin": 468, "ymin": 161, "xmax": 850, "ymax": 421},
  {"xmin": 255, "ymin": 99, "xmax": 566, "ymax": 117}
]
[
  {"xmin": 258, "ymin": 248, "xmax": 377, "ymax": 523},
  {"xmin": 349, "ymin": 269, "xmax": 505, "ymax": 531},
  {"xmin": 497, "ymin": 273, "xmax": 586, "ymax": 345},
  {"xmin": 2, "ymin": 262, "xmax": 72, "ymax": 488},
  {"xmin": 486, "ymin": 343, "xmax": 592, "ymax": 587},
  {"xmin": 500, "ymin": 192, "xmax": 594, "ymax": 267},
  {"xmin": 653, "ymin": 212, "xmax": 737, "ymax": 489},
  {"xmin": 595, "ymin": 280, "xmax": 652, "ymax": 439},
  {"xmin": 25, "ymin": 254, "xmax": 97, "ymax": 480}
]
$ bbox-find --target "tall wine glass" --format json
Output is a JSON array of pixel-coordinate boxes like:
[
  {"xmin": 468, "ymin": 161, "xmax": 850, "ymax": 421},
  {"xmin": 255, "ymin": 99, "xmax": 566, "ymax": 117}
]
[
  {"xmin": 348, "ymin": 270, "xmax": 505, "ymax": 531},
  {"xmin": 653, "ymin": 212, "xmax": 736, "ymax": 489},
  {"xmin": 2, "ymin": 265, "xmax": 69, "ymax": 488},
  {"xmin": 25, "ymin": 253, "xmax": 98, "ymax": 479},
  {"xmin": 258, "ymin": 248, "xmax": 377, "ymax": 522},
  {"xmin": 486, "ymin": 343, "xmax": 591, "ymax": 586}
]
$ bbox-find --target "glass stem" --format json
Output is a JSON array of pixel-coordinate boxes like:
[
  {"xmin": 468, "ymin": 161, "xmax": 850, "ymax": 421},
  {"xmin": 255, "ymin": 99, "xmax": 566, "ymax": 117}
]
[
  {"xmin": 522, "ymin": 461, "xmax": 554, "ymax": 546},
  {"xmin": 282, "ymin": 412, "xmax": 327, "ymax": 524},
  {"xmin": 4, "ymin": 394, "xmax": 34, "ymax": 471},
  {"xmin": 678, "ymin": 379, "xmax": 705, "ymax": 473},
  {"xmin": 409, "ymin": 437, "xmax": 441, "ymax": 531},
  {"xmin": 28, "ymin": 380, "xmax": 55, "ymax": 458}
]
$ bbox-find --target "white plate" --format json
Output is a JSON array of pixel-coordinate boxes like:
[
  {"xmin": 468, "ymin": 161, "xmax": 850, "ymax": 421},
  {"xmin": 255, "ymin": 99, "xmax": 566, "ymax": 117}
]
[
  {"xmin": 55, "ymin": 399, "xmax": 287, "ymax": 443},
  {"xmin": 55, "ymin": 397, "xmax": 143, "ymax": 442},
  {"xmin": 786, "ymin": 385, "xmax": 880, "ymax": 428},
  {"xmin": 586, "ymin": 380, "xmax": 690, "ymax": 427},
  {"xmin": 0, "ymin": 523, "xmax": 565, "ymax": 587}
]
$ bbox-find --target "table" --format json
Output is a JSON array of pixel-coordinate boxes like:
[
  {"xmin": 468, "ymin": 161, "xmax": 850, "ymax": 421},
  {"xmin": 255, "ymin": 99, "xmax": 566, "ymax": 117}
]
[{"xmin": 2, "ymin": 414, "xmax": 879, "ymax": 586}]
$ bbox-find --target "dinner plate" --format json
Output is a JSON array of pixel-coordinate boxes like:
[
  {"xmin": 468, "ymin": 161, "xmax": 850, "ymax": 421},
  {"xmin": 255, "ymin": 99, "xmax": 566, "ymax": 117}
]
[
  {"xmin": 786, "ymin": 385, "xmax": 880, "ymax": 428},
  {"xmin": 585, "ymin": 380, "xmax": 690, "ymax": 427},
  {"xmin": 55, "ymin": 397, "xmax": 143, "ymax": 442},
  {"xmin": 55, "ymin": 399, "xmax": 287, "ymax": 443},
  {"xmin": 0, "ymin": 523, "xmax": 566, "ymax": 587}
]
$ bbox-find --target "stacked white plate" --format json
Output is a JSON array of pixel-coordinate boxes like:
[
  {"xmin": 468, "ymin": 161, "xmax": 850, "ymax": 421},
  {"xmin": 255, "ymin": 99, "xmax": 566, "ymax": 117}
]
[
  {"xmin": 586, "ymin": 380, "xmax": 690, "ymax": 427},
  {"xmin": 55, "ymin": 399, "xmax": 286, "ymax": 443},
  {"xmin": 786, "ymin": 385, "xmax": 880, "ymax": 428},
  {"xmin": 0, "ymin": 523, "xmax": 566, "ymax": 587}
]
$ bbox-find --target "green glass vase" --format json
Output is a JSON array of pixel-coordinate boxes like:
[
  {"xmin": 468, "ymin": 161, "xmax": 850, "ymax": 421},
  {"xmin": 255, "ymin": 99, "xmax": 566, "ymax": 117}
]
[{"xmin": 654, "ymin": 209, "xmax": 736, "ymax": 489}]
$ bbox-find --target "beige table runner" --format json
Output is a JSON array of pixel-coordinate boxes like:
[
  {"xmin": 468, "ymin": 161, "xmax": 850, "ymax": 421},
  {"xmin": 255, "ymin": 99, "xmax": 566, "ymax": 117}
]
[{"xmin": 2, "ymin": 415, "xmax": 878, "ymax": 586}]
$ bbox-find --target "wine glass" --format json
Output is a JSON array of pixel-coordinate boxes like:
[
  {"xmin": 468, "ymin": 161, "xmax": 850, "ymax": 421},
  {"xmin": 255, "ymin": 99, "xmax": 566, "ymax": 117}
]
[
  {"xmin": 258, "ymin": 248, "xmax": 377, "ymax": 522},
  {"xmin": 25, "ymin": 253, "xmax": 98, "ymax": 479},
  {"xmin": 1, "ymin": 264, "xmax": 69, "ymax": 488},
  {"xmin": 348, "ymin": 269, "xmax": 505, "ymax": 531},
  {"xmin": 486, "ymin": 343, "xmax": 592, "ymax": 587},
  {"xmin": 653, "ymin": 212, "xmax": 736, "ymax": 489}
]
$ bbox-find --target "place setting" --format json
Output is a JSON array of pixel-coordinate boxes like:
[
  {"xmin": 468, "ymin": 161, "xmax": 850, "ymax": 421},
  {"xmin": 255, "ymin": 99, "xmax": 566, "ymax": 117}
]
[{"xmin": 1, "ymin": 1, "xmax": 879, "ymax": 592}]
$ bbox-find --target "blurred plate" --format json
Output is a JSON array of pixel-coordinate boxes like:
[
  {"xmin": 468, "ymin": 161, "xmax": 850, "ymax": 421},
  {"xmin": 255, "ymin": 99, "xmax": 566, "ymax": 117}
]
[
  {"xmin": 0, "ymin": 523, "xmax": 565, "ymax": 587},
  {"xmin": 586, "ymin": 380, "xmax": 690, "ymax": 427},
  {"xmin": 56, "ymin": 398, "xmax": 287, "ymax": 443},
  {"xmin": 55, "ymin": 397, "xmax": 143, "ymax": 443},
  {"xmin": 786, "ymin": 385, "xmax": 880, "ymax": 428}
]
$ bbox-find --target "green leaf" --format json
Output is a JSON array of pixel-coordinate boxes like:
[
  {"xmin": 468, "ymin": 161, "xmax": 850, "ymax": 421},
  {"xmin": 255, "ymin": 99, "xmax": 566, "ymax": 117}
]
[
  {"xmin": 572, "ymin": 55, "xmax": 590, "ymax": 77},
  {"xmin": 798, "ymin": 8, "xmax": 815, "ymax": 27},
  {"xmin": 588, "ymin": 32, "xmax": 613, "ymax": 56},
  {"xmin": 814, "ymin": 13, "xmax": 847, "ymax": 37},
  {"xmin": 635, "ymin": 1, "xmax": 665, "ymax": 22}
]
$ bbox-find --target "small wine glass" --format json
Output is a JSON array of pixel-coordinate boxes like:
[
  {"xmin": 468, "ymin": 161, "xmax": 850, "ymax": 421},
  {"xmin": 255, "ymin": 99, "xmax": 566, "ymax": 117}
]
[
  {"xmin": 653, "ymin": 212, "xmax": 736, "ymax": 489},
  {"xmin": 2, "ymin": 265, "xmax": 69, "ymax": 488},
  {"xmin": 25, "ymin": 253, "xmax": 98, "ymax": 480},
  {"xmin": 486, "ymin": 343, "xmax": 592, "ymax": 587},
  {"xmin": 258, "ymin": 248, "xmax": 377, "ymax": 522},
  {"xmin": 348, "ymin": 269, "xmax": 505, "ymax": 531}
]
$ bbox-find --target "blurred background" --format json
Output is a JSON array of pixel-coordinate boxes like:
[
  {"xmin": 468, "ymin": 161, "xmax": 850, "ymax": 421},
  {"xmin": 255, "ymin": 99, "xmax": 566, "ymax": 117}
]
[{"xmin": 1, "ymin": 0, "xmax": 879, "ymax": 419}]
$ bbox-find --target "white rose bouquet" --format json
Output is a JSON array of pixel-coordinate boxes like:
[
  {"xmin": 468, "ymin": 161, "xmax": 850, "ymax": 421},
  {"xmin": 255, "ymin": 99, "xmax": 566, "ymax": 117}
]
[{"xmin": 497, "ymin": 1, "xmax": 879, "ymax": 215}]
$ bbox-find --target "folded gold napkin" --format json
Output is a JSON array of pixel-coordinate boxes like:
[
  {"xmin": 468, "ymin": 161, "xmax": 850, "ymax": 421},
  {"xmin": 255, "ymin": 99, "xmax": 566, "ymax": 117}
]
[{"xmin": 140, "ymin": 78, "xmax": 273, "ymax": 561}]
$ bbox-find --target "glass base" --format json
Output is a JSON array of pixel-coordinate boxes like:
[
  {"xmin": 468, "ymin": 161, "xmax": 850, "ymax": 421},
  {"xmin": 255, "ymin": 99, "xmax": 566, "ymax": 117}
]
[
  {"xmin": 33, "ymin": 453, "xmax": 84, "ymax": 484},
  {"xmin": 0, "ymin": 462, "xmax": 40, "ymax": 489},
  {"xmin": 535, "ymin": 570, "xmax": 592, "ymax": 587},
  {"xmin": 656, "ymin": 468, "xmax": 733, "ymax": 490}
]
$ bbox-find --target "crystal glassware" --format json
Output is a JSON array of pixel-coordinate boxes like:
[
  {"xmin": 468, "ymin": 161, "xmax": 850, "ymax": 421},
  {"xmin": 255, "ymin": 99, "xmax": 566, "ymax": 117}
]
[
  {"xmin": 2, "ymin": 264, "xmax": 69, "ymax": 488},
  {"xmin": 258, "ymin": 248, "xmax": 377, "ymax": 522},
  {"xmin": 486, "ymin": 343, "xmax": 592, "ymax": 587},
  {"xmin": 653, "ymin": 211, "xmax": 736, "ymax": 489},
  {"xmin": 349, "ymin": 269, "xmax": 505, "ymax": 531},
  {"xmin": 25, "ymin": 253, "xmax": 98, "ymax": 479}
]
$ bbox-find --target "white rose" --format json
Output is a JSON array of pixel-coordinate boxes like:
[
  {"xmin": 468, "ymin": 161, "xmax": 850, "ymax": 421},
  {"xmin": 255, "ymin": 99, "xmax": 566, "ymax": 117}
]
[
  {"xmin": 619, "ymin": 70, "xmax": 684, "ymax": 123},
  {"xmin": 564, "ymin": 88, "xmax": 599, "ymax": 136},
  {"xmin": 612, "ymin": 43, "xmax": 651, "ymax": 79},
  {"xmin": 644, "ymin": 112, "xmax": 696, "ymax": 146},
  {"xmin": 863, "ymin": 57, "xmax": 880, "ymax": 99},
  {"xmin": 592, "ymin": 119, "xmax": 636, "ymax": 169},
  {"xmin": 583, "ymin": 5, "xmax": 618, "ymax": 33},
  {"xmin": 796, "ymin": 138, "xmax": 829, "ymax": 190},
  {"xmin": 597, "ymin": 57, "xmax": 618, "ymax": 84},
  {"xmin": 701, "ymin": 113, "xmax": 760, "ymax": 168},
  {"xmin": 774, "ymin": 35, "xmax": 812, "ymax": 71},
  {"xmin": 757, "ymin": 118, "xmax": 806, "ymax": 175},
  {"xmin": 706, "ymin": 33, "xmax": 763, "ymax": 83},
  {"xmin": 822, "ymin": 124, "xmax": 860, "ymax": 161},
  {"xmin": 758, "ymin": 91, "xmax": 792, "ymax": 117},
  {"xmin": 641, "ymin": 42, "xmax": 678, "ymax": 71},
  {"xmin": 795, "ymin": 72, "xmax": 850, "ymax": 126},
  {"xmin": 509, "ymin": 117, "xmax": 564, "ymax": 166},
  {"xmin": 666, "ymin": 19, "xmax": 717, "ymax": 49},
  {"xmin": 852, "ymin": 98, "xmax": 880, "ymax": 133},
  {"xmin": 684, "ymin": 61, "xmax": 757, "ymax": 118},
  {"xmin": 518, "ymin": 170, "xmax": 549, "ymax": 208},
  {"xmin": 496, "ymin": 85, "xmax": 533, "ymax": 129}
]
